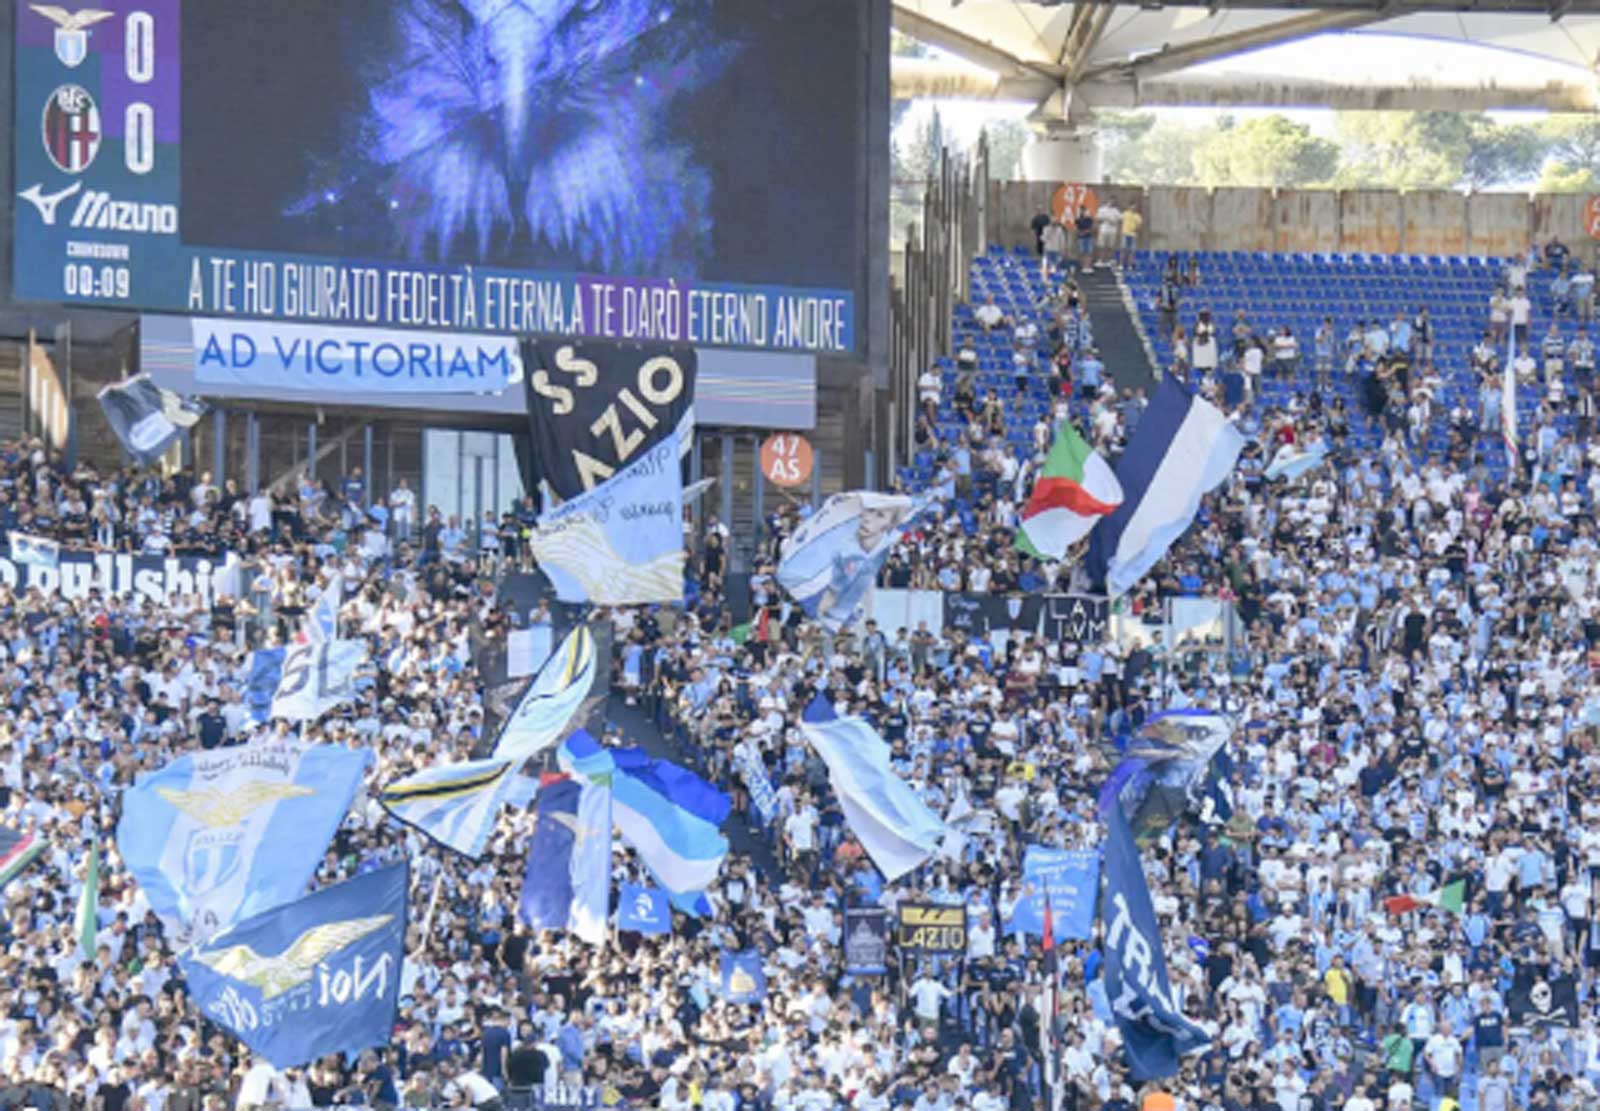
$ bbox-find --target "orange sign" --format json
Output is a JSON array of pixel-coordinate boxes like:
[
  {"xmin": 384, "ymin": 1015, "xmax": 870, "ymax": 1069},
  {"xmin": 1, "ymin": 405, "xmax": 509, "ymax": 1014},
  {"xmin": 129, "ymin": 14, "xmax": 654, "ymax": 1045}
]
[
  {"xmin": 1585, "ymin": 195, "xmax": 1600, "ymax": 241},
  {"xmin": 1051, "ymin": 182, "xmax": 1100, "ymax": 222},
  {"xmin": 759, "ymin": 433, "xmax": 813, "ymax": 488}
]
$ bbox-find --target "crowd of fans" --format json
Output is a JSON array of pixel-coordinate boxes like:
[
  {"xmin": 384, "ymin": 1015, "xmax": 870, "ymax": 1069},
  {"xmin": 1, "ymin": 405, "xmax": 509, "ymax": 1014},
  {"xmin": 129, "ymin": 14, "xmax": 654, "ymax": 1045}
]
[{"xmin": 0, "ymin": 226, "xmax": 1595, "ymax": 1111}]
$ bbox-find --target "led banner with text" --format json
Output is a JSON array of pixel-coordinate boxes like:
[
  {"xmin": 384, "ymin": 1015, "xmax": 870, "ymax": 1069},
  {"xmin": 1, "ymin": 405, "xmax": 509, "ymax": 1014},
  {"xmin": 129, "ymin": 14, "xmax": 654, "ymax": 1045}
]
[{"xmin": 13, "ymin": 0, "xmax": 864, "ymax": 354}]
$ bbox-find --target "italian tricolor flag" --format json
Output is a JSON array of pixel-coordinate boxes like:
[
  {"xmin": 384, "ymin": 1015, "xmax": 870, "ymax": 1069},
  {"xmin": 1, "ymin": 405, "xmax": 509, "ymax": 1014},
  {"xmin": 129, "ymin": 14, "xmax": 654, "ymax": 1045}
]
[
  {"xmin": 1383, "ymin": 878, "xmax": 1465, "ymax": 916},
  {"xmin": 1016, "ymin": 423, "xmax": 1123, "ymax": 560}
]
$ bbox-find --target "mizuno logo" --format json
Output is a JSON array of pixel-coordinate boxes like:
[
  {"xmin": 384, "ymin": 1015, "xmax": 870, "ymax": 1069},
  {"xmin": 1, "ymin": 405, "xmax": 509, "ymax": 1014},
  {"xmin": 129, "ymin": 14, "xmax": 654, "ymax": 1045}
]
[
  {"xmin": 17, "ymin": 181, "xmax": 81, "ymax": 225},
  {"xmin": 18, "ymin": 183, "xmax": 177, "ymax": 233}
]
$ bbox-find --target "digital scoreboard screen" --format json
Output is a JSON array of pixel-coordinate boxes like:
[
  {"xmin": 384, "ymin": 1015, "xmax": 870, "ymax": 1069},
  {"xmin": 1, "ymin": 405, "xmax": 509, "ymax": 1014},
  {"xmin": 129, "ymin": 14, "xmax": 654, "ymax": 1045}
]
[{"xmin": 13, "ymin": 0, "xmax": 869, "ymax": 354}]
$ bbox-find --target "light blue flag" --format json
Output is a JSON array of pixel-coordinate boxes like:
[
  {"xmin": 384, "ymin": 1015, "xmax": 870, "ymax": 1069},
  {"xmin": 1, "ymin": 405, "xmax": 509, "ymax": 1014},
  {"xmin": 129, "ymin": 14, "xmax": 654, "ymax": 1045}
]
[
  {"xmin": 518, "ymin": 777, "xmax": 612, "ymax": 945},
  {"xmin": 529, "ymin": 431, "xmax": 684, "ymax": 605},
  {"xmin": 776, "ymin": 491, "xmax": 929, "ymax": 631},
  {"xmin": 246, "ymin": 648, "xmax": 285, "ymax": 723},
  {"xmin": 117, "ymin": 742, "xmax": 371, "ymax": 944},
  {"xmin": 1263, "ymin": 440, "xmax": 1329, "ymax": 483},
  {"xmin": 303, "ymin": 574, "xmax": 342, "ymax": 644},
  {"xmin": 799, "ymin": 696, "xmax": 947, "ymax": 882},
  {"xmin": 734, "ymin": 747, "xmax": 778, "ymax": 826},
  {"xmin": 180, "ymin": 862, "xmax": 406, "ymax": 1069},
  {"xmin": 1008, "ymin": 845, "xmax": 1101, "ymax": 942},
  {"xmin": 9, "ymin": 533, "xmax": 59, "ymax": 570},
  {"xmin": 378, "ymin": 758, "xmax": 517, "ymax": 859},
  {"xmin": 617, "ymin": 883, "xmax": 672, "ymax": 935},
  {"xmin": 560, "ymin": 731, "xmax": 728, "ymax": 914},
  {"xmin": 493, "ymin": 624, "xmax": 604, "ymax": 764}
]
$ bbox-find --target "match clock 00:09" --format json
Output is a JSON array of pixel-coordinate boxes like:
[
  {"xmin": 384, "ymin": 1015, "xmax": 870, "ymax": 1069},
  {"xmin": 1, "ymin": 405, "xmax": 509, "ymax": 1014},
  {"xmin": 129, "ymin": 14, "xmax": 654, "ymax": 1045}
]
[{"xmin": 62, "ymin": 262, "xmax": 132, "ymax": 300}]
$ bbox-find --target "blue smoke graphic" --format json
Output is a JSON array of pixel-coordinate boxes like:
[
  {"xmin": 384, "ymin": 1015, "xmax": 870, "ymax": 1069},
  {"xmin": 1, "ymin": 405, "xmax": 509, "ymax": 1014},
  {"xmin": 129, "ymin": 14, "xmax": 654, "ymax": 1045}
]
[{"xmin": 287, "ymin": 0, "xmax": 728, "ymax": 275}]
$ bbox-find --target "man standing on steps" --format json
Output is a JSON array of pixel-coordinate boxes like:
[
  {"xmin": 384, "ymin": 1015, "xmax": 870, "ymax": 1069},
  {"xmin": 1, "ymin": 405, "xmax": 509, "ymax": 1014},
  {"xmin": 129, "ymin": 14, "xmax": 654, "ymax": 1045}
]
[
  {"xmin": 1074, "ymin": 206, "xmax": 1094, "ymax": 271},
  {"xmin": 1119, "ymin": 204, "xmax": 1143, "ymax": 271},
  {"xmin": 1095, "ymin": 198, "xmax": 1121, "ymax": 270}
]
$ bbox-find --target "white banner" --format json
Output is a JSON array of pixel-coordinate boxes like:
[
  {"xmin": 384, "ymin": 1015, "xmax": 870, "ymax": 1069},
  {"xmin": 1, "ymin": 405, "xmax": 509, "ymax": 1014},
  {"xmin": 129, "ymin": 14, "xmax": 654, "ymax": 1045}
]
[{"xmin": 271, "ymin": 639, "xmax": 369, "ymax": 722}]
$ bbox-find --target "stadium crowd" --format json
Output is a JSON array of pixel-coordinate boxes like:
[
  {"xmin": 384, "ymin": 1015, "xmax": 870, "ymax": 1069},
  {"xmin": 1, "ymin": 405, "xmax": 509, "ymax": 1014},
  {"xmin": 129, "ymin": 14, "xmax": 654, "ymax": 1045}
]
[{"xmin": 0, "ymin": 237, "xmax": 1595, "ymax": 1111}]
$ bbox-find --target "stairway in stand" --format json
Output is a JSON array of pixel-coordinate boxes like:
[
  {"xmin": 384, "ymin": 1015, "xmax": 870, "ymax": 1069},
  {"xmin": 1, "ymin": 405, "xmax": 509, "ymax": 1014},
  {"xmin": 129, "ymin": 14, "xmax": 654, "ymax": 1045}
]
[{"xmin": 1078, "ymin": 265, "xmax": 1159, "ymax": 391}]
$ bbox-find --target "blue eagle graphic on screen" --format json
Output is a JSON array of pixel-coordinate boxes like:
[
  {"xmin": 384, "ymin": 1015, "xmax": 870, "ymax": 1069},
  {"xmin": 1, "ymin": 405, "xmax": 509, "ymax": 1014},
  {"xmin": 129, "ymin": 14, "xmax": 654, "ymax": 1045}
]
[{"xmin": 288, "ymin": 0, "xmax": 729, "ymax": 274}]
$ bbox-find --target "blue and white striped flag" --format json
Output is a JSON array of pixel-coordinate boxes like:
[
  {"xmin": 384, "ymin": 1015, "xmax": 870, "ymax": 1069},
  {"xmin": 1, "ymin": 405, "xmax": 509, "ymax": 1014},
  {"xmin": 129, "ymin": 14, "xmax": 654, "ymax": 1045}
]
[
  {"xmin": 116, "ymin": 742, "xmax": 371, "ymax": 944},
  {"xmin": 560, "ymin": 731, "xmax": 728, "ymax": 912},
  {"xmin": 492, "ymin": 623, "xmax": 606, "ymax": 764},
  {"xmin": 799, "ymin": 695, "xmax": 947, "ymax": 882},
  {"xmin": 378, "ymin": 758, "xmax": 519, "ymax": 859},
  {"xmin": 519, "ymin": 776, "xmax": 612, "ymax": 945}
]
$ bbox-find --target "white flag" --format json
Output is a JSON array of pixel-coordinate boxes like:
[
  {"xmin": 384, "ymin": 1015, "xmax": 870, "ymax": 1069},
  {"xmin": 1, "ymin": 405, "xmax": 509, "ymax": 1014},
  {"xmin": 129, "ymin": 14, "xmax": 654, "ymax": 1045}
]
[{"xmin": 271, "ymin": 639, "xmax": 368, "ymax": 722}]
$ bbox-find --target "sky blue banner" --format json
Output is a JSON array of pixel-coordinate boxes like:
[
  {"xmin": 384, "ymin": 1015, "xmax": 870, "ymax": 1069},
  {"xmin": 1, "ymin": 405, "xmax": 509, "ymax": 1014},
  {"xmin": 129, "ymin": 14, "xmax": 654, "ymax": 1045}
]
[
  {"xmin": 180, "ymin": 862, "xmax": 406, "ymax": 1069},
  {"xmin": 191, "ymin": 318, "xmax": 518, "ymax": 393},
  {"xmin": 617, "ymin": 883, "xmax": 672, "ymax": 936},
  {"xmin": 1008, "ymin": 845, "xmax": 1101, "ymax": 942}
]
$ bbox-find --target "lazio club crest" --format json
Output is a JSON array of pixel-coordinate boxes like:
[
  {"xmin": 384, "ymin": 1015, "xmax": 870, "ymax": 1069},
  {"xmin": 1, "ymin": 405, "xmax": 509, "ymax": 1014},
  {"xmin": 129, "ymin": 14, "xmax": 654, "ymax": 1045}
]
[{"xmin": 29, "ymin": 6, "xmax": 114, "ymax": 69}]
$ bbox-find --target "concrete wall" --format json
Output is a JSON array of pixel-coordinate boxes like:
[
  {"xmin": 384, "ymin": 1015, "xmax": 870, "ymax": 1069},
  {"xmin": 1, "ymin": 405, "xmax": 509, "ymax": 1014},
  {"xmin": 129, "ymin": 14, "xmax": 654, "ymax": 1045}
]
[{"xmin": 987, "ymin": 181, "xmax": 1596, "ymax": 259}]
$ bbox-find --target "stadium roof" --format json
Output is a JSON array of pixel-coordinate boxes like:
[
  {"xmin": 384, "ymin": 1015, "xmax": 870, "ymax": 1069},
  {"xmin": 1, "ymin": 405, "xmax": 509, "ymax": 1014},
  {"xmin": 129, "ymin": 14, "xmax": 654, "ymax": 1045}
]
[{"xmin": 891, "ymin": 1, "xmax": 1600, "ymax": 115}]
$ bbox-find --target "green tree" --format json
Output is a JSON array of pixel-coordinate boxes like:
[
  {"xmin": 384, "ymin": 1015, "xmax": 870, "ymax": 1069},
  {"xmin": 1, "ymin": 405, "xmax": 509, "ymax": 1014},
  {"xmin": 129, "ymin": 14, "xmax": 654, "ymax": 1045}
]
[
  {"xmin": 1104, "ymin": 118, "xmax": 1214, "ymax": 186},
  {"xmin": 1538, "ymin": 115, "xmax": 1600, "ymax": 191},
  {"xmin": 983, "ymin": 119, "xmax": 1029, "ymax": 181},
  {"xmin": 1192, "ymin": 114, "xmax": 1338, "ymax": 188},
  {"xmin": 1461, "ymin": 120, "xmax": 1548, "ymax": 190},
  {"xmin": 1332, "ymin": 111, "xmax": 1463, "ymax": 190}
]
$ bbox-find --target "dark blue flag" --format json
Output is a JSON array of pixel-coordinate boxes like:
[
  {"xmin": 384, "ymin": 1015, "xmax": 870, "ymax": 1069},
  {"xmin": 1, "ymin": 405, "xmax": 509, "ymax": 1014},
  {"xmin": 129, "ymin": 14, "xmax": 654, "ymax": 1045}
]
[
  {"xmin": 617, "ymin": 883, "xmax": 672, "ymax": 936},
  {"xmin": 1100, "ymin": 804, "xmax": 1210, "ymax": 1080},
  {"xmin": 719, "ymin": 950, "xmax": 766, "ymax": 1004},
  {"xmin": 179, "ymin": 863, "xmax": 407, "ymax": 1069}
]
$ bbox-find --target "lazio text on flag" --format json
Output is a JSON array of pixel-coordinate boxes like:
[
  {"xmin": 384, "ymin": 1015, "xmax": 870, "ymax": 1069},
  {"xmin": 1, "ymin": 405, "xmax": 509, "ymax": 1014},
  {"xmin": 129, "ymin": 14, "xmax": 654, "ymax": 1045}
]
[
  {"xmin": 116, "ymin": 742, "xmax": 371, "ymax": 944},
  {"xmin": 518, "ymin": 776, "xmax": 612, "ymax": 945},
  {"xmin": 379, "ymin": 758, "xmax": 518, "ymax": 859},
  {"xmin": 181, "ymin": 862, "xmax": 407, "ymax": 1069},
  {"xmin": 1009, "ymin": 845, "xmax": 1101, "ymax": 942},
  {"xmin": 493, "ymin": 623, "xmax": 606, "ymax": 764},
  {"xmin": 529, "ymin": 432, "xmax": 685, "ymax": 605},
  {"xmin": 1100, "ymin": 803, "xmax": 1211, "ymax": 1080},
  {"xmin": 1086, "ymin": 376, "xmax": 1244, "ymax": 599},
  {"xmin": 777, "ymin": 491, "xmax": 927, "ymax": 631},
  {"xmin": 560, "ymin": 731, "xmax": 729, "ymax": 910},
  {"xmin": 270, "ymin": 639, "xmax": 369, "ymax": 722},
  {"xmin": 1016, "ymin": 423, "xmax": 1123, "ymax": 561},
  {"xmin": 799, "ymin": 696, "xmax": 947, "ymax": 882}
]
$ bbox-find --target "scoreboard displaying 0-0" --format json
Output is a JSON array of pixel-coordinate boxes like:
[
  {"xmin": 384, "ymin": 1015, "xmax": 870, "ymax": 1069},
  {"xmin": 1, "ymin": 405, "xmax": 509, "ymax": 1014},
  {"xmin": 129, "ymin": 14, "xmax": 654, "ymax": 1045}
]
[{"xmin": 11, "ymin": 0, "xmax": 873, "ymax": 356}]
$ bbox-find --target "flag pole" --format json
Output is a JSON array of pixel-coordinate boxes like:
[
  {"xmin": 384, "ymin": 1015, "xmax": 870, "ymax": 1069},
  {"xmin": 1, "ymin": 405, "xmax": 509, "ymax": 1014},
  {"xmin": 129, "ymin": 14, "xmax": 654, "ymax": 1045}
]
[{"xmin": 417, "ymin": 868, "xmax": 446, "ymax": 948}]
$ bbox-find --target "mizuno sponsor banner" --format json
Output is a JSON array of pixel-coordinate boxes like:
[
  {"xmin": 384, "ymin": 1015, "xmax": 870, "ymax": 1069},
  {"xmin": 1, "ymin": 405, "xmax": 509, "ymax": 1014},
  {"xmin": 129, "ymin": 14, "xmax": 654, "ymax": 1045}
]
[
  {"xmin": 180, "ymin": 862, "xmax": 407, "ymax": 1069},
  {"xmin": 190, "ymin": 318, "xmax": 518, "ymax": 394},
  {"xmin": 116, "ymin": 742, "xmax": 371, "ymax": 945}
]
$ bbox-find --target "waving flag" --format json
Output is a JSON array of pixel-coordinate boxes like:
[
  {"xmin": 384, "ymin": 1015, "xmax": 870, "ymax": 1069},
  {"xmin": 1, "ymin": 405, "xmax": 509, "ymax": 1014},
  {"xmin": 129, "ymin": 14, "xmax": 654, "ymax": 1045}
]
[
  {"xmin": 799, "ymin": 696, "xmax": 947, "ymax": 882},
  {"xmin": 1101, "ymin": 803, "xmax": 1211, "ymax": 1079},
  {"xmin": 1263, "ymin": 440, "xmax": 1329, "ymax": 483},
  {"xmin": 1384, "ymin": 879, "xmax": 1465, "ymax": 916},
  {"xmin": 117, "ymin": 742, "xmax": 371, "ymax": 944},
  {"xmin": 1100, "ymin": 710, "xmax": 1232, "ymax": 841},
  {"xmin": 270, "ymin": 640, "xmax": 369, "ymax": 723},
  {"xmin": 246, "ymin": 648, "xmax": 286, "ymax": 724},
  {"xmin": 1009, "ymin": 846, "xmax": 1102, "ymax": 942},
  {"xmin": 560, "ymin": 731, "xmax": 728, "ymax": 911},
  {"xmin": 617, "ymin": 883, "xmax": 672, "ymax": 935},
  {"xmin": 1086, "ymin": 376, "xmax": 1243, "ymax": 598},
  {"xmin": 529, "ymin": 431, "xmax": 684, "ymax": 605},
  {"xmin": 1017, "ymin": 423, "xmax": 1122, "ymax": 561},
  {"xmin": 75, "ymin": 843, "xmax": 99, "ymax": 958},
  {"xmin": 300, "ymin": 574, "xmax": 342, "ymax": 645},
  {"xmin": 719, "ymin": 951, "xmax": 767, "ymax": 1004},
  {"xmin": 180, "ymin": 863, "xmax": 407, "ymax": 1069},
  {"xmin": 492, "ymin": 623, "xmax": 607, "ymax": 764},
  {"xmin": 777, "ymin": 491, "xmax": 928, "ymax": 631},
  {"xmin": 518, "ymin": 776, "xmax": 613, "ymax": 945},
  {"xmin": 0, "ymin": 827, "xmax": 43, "ymax": 891},
  {"xmin": 97, "ymin": 374, "xmax": 207, "ymax": 465},
  {"xmin": 379, "ymin": 758, "xmax": 518, "ymax": 859},
  {"xmin": 9, "ymin": 533, "xmax": 60, "ymax": 570}
]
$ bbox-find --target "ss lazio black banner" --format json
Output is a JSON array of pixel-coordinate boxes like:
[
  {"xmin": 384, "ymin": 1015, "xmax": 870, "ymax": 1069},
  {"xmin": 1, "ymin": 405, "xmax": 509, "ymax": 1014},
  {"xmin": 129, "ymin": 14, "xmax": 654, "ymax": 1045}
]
[{"xmin": 522, "ymin": 339, "xmax": 696, "ymax": 500}]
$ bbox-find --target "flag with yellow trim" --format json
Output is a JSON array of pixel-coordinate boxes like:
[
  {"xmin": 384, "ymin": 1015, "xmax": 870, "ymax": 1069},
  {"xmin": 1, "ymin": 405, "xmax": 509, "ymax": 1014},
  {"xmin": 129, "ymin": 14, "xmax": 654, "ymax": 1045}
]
[{"xmin": 378, "ymin": 758, "xmax": 519, "ymax": 859}]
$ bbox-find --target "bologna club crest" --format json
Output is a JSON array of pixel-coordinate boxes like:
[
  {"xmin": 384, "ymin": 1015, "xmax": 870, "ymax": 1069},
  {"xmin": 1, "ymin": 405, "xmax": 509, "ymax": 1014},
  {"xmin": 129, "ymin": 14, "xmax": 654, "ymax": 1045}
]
[{"xmin": 42, "ymin": 84, "xmax": 101, "ymax": 173}]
